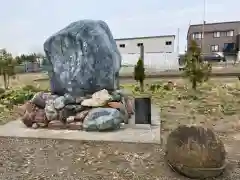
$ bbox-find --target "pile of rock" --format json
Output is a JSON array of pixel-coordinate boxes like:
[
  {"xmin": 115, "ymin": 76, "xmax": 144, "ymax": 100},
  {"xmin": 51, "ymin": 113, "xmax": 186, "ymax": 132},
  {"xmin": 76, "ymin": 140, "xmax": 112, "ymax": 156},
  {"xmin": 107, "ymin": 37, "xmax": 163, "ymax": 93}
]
[
  {"xmin": 20, "ymin": 89, "xmax": 134, "ymax": 131},
  {"xmin": 18, "ymin": 19, "xmax": 132, "ymax": 131}
]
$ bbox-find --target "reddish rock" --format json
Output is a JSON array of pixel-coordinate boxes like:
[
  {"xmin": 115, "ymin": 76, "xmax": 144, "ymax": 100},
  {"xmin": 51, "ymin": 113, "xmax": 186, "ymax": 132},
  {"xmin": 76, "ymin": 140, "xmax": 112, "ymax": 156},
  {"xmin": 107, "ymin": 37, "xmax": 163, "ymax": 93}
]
[
  {"xmin": 17, "ymin": 104, "xmax": 28, "ymax": 116},
  {"xmin": 125, "ymin": 98, "xmax": 134, "ymax": 114},
  {"xmin": 47, "ymin": 120, "xmax": 67, "ymax": 129},
  {"xmin": 67, "ymin": 122, "xmax": 83, "ymax": 130},
  {"xmin": 75, "ymin": 110, "xmax": 89, "ymax": 122},
  {"xmin": 34, "ymin": 109, "xmax": 47, "ymax": 125},
  {"xmin": 107, "ymin": 102, "xmax": 123, "ymax": 109},
  {"xmin": 21, "ymin": 101, "xmax": 49, "ymax": 128},
  {"xmin": 47, "ymin": 121, "xmax": 83, "ymax": 130}
]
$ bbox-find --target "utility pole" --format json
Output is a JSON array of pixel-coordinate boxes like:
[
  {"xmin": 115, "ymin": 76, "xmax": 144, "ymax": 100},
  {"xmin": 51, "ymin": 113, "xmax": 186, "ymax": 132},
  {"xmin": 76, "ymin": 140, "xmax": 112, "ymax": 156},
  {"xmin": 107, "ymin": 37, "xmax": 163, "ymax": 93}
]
[
  {"xmin": 140, "ymin": 44, "xmax": 144, "ymax": 65},
  {"xmin": 201, "ymin": 0, "xmax": 206, "ymax": 55},
  {"xmin": 177, "ymin": 28, "xmax": 180, "ymax": 55}
]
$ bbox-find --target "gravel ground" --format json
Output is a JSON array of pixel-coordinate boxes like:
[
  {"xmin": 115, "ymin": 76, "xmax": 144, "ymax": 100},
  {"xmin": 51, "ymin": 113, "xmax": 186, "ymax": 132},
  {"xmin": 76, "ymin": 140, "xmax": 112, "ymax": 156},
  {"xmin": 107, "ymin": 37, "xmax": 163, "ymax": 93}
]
[{"xmin": 0, "ymin": 137, "xmax": 240, "ymax": 180}]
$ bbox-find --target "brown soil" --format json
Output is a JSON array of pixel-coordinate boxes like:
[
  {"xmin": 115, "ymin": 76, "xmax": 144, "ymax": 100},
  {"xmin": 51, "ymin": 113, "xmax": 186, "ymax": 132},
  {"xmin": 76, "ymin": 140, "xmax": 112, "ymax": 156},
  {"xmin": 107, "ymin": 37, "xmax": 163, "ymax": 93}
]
[{"xmin": 1, "ymin": 137, "xmax": 240, "ymax": 180}]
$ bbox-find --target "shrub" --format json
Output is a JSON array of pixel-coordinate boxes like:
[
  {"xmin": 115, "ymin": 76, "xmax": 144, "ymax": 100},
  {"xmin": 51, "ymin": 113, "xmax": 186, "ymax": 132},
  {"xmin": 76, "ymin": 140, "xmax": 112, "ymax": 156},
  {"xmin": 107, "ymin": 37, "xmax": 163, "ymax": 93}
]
[
  {"xmin": 0, "ymin": 85, "xmax": 43, "ymax": 107},
  {"xmin": 0, "ymin": 89, "xmax": 35, "ymax": 105},
  {"xmin": 149, "ymin": 83, "xmax": 161, "ymax": 92},
  {"xmin": 134, "ymin": 58, "xmax": 145, "ymax": 92},
  {"xmin": 0, "ymin": 49, "xmax": 17, "ymax": 89},
  {"xmin": 183, "ymin": 40, "xmax": 212, "ymax": 90}
]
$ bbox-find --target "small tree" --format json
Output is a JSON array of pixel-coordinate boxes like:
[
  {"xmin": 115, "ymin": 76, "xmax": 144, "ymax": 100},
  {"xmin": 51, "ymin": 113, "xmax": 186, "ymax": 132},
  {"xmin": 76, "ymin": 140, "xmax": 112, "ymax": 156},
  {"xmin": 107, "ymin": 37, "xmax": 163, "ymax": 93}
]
[
  {"xmin": 0, "ymin": 49, "xmax": 16, "ymax": 89},
  {"xmin": 134, "ymin": 58, "xmax": 145, "ymax": 92},
  {"xmin": 16, "ymin": 53, "xmax": 38, "ymax": 63},
  {"xmin": 15, "ymin": 56, "xmax": 23, "ymax": 64},
  {"xmin": 183, "ymin": 40, "xmax": 212, "ymax": 90}
]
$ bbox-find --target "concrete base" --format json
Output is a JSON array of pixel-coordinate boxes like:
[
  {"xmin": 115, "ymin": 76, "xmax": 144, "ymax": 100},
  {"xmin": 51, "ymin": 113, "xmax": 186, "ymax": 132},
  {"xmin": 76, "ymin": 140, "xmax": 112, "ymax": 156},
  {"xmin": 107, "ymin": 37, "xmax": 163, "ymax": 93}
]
[{"xmin": 0, "ymin": 106, "xmax": 161, "ymax": 144}]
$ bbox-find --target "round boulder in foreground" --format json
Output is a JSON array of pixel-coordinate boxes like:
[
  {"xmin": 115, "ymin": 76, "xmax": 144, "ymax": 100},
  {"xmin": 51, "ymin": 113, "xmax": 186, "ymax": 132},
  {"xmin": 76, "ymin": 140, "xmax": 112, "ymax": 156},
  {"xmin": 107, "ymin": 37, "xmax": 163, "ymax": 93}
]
[{"xmin": 165, "ymin": 125, "xmax": 226, "ymax": 179}]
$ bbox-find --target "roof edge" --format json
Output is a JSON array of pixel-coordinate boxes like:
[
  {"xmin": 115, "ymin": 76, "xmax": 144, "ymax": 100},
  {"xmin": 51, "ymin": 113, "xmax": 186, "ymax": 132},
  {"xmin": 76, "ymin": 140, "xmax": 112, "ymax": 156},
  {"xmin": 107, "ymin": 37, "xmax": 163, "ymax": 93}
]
[
  {"xmin": 189, "ymin": 20, "xmax": 240, "ymax": 27},
  {"xmin": 115, "ymin": 35, "xmax": 175, "ymax": 41},
  {"xmin": 187, "ymin": 20, "xmax": 240, "ymax": 37}
]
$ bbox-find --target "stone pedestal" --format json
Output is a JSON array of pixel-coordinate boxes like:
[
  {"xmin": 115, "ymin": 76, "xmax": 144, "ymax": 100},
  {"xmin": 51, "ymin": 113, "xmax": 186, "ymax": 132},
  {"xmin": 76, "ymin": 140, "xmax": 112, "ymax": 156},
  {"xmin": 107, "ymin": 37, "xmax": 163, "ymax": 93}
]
[{"xmin": 0, "ymin": 105, "xmax": 161, "ymax": 144}]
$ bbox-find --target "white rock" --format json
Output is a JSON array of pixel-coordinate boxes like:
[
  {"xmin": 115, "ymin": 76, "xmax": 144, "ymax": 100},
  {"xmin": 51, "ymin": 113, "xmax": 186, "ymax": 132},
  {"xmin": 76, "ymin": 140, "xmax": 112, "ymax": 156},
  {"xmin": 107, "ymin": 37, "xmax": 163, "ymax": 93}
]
[
  {"xmin": 81, "ymin": 89, "xmax": 111, "ymax": 107},
  {"xmin": 32, "ymin": 123, "xmax": 39, "ymax": 129},
  {"xmin": 66, "ymin": 116, "xmax": 75, "ymax": 123}
]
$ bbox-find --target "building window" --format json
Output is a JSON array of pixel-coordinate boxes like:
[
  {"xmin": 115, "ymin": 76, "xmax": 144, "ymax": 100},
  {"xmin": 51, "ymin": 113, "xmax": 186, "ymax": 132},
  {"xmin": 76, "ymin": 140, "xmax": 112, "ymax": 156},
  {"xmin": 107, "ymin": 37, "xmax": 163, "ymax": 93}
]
[
  {"xmin": 165, "ymin": 41, "xmax": 172, "ymax": 45},
  {"xmin": 137, "ymin": 43, "xmax": 143, "ymax": 47},
  {"xmin": 227, "ymin": 30, "xmax": 234, "ymax": 36},
  {"xmin": 213, "ymin": 32, "xmax": 220, "ymax": 38},
  {"xmin": 221, "ymin": 32, "xmax": 227, "ymax": 36},
  {"xmin": 224, "ymin": 43, "xmax": 228, "ymax": 49},
  {"xmin": 211, "ymin": 45, "xmax": 219, "ymax": 52},
  {"xmin": 119, "ymin": 44, "xmax": 125, "ymax": 48},
  {"xmin": 192, "ymin": 34, "xmax": 195, "ymax": 39},
  {"xmin": 193, "ymin": 32, "xmax": 203, "ymax": 39},
  {"xmin": 223, "ymin": 43, "xmax": 235, "ymax": 52}
]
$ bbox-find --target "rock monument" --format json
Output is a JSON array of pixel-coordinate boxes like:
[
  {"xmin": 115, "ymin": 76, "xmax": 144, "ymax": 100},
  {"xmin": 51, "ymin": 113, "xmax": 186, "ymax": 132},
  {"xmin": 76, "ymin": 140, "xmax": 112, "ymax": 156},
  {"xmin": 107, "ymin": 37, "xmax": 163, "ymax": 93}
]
[
  {"xmin": 165, "ymin": 125, "xmax": 226, "ymax": 179},
  {"xmin": 20, "ymin": 20, "xmax": 134, "ymax": 131},
  {"xmin": 43, "ymin": 20, "xmax": 121, "ymax": 96}
]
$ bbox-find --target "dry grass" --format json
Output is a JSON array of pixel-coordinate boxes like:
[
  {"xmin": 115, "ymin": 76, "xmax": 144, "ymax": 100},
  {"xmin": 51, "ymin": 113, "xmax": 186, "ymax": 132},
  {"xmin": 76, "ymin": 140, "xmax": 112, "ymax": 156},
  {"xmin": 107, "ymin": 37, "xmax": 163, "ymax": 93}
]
[
  {"xmin": 122, "ymin": 79, "xmax": 240, "ymax": 143},
  {"xmin": 0, "ymin": 73, "xmax": 50, "ymax": 89}
]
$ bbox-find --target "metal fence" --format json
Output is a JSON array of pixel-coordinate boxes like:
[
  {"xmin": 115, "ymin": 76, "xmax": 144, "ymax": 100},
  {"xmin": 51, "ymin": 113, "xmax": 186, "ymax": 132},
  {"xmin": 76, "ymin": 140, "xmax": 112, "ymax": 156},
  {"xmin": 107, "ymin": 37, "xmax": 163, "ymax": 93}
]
[
  {"xmin": 15, "ymin": 62, "xmax": 42, "ymax": 73},
  {"xmin": 16, "ymin": 53, "xmax": 180, "ymax": 74}
]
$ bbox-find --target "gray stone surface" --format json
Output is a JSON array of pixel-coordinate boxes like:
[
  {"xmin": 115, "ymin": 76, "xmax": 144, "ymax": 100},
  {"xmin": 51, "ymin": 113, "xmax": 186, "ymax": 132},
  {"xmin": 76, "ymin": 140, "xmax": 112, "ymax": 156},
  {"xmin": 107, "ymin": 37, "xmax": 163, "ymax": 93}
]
[
  {"xmin": 83, "ymin": 108, "xmax": 124, "ymax": 131},
  {"xmin": 0, "ymin": 105, "xmax": 160, "ymax": 144},
  {"xmin": 43, "ymin": 19, "xmax": 121, "ymax": 96}
]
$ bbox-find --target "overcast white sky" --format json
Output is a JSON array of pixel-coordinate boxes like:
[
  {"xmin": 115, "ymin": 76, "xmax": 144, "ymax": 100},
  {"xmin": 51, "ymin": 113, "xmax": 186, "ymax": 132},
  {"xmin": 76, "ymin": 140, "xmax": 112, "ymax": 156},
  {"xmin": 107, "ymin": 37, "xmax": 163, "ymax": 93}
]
[{"xmin": 0, "ymin": 0, "xmax": 239, "ymax": 55}]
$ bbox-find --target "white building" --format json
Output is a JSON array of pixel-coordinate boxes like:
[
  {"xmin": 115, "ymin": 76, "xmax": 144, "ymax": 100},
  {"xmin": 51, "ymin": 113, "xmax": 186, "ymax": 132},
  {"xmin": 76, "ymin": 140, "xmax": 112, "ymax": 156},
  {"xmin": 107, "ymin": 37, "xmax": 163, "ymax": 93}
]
[{"xmin": 115, "ymin": 35, "xmax": 175, "ymax": 54}]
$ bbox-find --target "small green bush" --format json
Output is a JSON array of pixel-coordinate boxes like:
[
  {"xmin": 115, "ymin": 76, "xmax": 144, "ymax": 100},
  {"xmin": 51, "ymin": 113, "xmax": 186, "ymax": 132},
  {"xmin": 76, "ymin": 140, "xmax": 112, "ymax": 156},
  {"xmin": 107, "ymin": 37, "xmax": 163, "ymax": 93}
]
[
  {"xmin": 134, "ymin": 85, "xmax": 140, "ymax": 92},
  {"xmin": 134, "ymin": 58, "xmax": 145, "ymax": 92},
  {"xmin": 0, "ymin": 89, "xmax": 34, "ymax": 105},
  {"xmin": 183, "ymin": 40, "xmax": 212, "ymax": 90},
  {"xmin": 149, "ymin": 83, "xmax": 161, "ymax": 92},
  {"xmin": 0, "ymin": 85, "xmax": 43, "ymax": 107}
]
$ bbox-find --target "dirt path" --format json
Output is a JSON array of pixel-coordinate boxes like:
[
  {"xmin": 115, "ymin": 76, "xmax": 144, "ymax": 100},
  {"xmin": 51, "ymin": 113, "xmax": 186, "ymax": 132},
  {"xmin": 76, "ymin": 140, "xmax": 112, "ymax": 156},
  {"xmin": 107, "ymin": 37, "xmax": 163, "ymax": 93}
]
[{"xmin": 1, "ymin": 137, "xmax": 240, "ymax": 180}]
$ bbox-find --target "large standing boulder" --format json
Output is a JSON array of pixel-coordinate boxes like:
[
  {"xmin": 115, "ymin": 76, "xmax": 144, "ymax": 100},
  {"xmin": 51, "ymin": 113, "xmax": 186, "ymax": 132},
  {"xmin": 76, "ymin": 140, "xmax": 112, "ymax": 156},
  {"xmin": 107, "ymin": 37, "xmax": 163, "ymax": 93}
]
[
  {"xmin": 165, "ymin": 125, "xmax": 226, "ymax": 179},
  {"xmin": 43, "ymin": 20, "xmax": 121, "ymax": 96}
]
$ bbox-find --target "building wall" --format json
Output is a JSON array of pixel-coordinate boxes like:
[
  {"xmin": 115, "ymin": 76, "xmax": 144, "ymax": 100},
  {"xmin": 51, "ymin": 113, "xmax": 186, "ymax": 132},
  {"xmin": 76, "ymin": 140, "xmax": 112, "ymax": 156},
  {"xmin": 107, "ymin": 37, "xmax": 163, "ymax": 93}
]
[
  {"xmin": 115, "ymin": 36, "xmax": 175, "ymax": 54},
  {"xmin": 189, "ymin": 32, "xmax": 237, "ymax": 54},
  {"xmin": 121, "ymin": 52, "xmax": 179, "ymax": 71},
  {"xmin": 187, "ymin": 21, "xmax": 240, "ymax": 55}
]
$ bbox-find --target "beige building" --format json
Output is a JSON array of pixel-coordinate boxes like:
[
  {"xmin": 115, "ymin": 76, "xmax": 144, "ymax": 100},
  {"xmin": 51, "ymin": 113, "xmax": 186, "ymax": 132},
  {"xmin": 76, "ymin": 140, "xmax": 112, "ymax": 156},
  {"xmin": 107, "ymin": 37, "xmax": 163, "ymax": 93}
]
[{"xmin": 115, "ymin": 35, "xmax": 175, "ymax": 54}]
